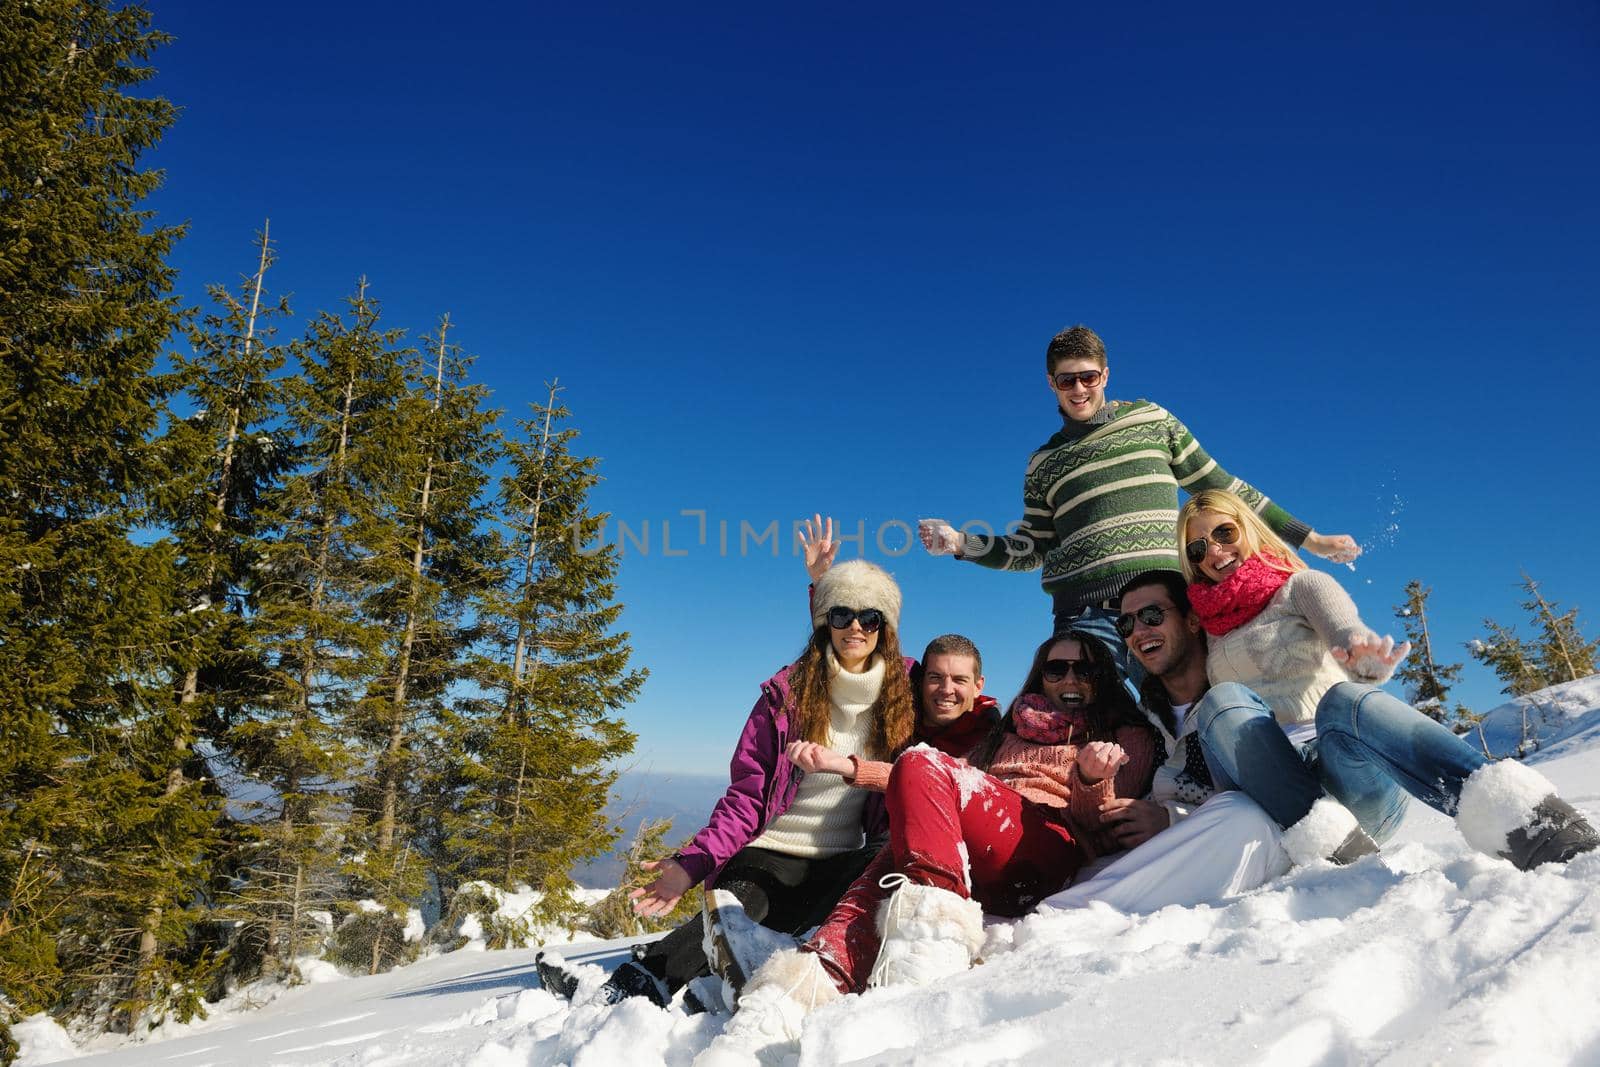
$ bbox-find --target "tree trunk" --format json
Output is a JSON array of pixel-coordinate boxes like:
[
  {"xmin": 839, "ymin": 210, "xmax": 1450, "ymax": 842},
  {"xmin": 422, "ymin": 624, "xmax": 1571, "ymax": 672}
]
[{"xmin": 378, "ymin": 320, "xmax": 447, "ymax": 852}]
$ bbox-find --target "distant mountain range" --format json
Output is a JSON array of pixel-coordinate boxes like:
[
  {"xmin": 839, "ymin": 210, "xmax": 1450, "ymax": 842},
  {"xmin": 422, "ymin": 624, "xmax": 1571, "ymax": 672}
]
[{"xmin": 573, "ymin": 769, "xmax": 727, "ymax": 888}]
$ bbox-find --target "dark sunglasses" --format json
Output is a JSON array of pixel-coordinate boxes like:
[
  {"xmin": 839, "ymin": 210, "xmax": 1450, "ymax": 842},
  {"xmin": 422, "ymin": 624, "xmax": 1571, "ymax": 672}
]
[
  {"xmin": 1185, "ymin": 522, "xmax": 1240, "ymax": 564},
  {"xmin": 827, "ymin": 606, "xmax": 884, "ymax": 633},
  {"xmin": 1042, "ymin": 658, "xmax": 1095, "ymax": 682},
  {"xmin": 1115, "ymin": 604, "xmax": 1169, "ymax": 637},
  {"xmin": 1052, "ymin": 369, "xmax": 1104, "ymax": 390}
]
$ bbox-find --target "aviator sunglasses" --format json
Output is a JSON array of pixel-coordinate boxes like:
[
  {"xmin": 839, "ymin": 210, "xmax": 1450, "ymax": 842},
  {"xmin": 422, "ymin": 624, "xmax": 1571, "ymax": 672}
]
[
  {"xmin": 1185, "ymin": 522, "xmax": 1240, "ymax": 564},
  {"xmin": 1042, "ymin": 658, "xmax": 1095, "ymax": 682},
  {"xmin": 1115, "ymin": 604, "xmax": 1169, "ymax": 637},
  {"xmin": 1052, "ymin": 369, "xmax": 1104, "ymax": 390},
  {"xmin": 827, "ymin": 606, "xmax": 884, "ymax": 633}
]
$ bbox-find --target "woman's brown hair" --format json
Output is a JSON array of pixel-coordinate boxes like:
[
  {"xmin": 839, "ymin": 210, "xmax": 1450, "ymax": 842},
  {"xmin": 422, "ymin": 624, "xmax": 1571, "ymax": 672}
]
[{"xmin": 786, "ymin": 624, "xmax": 915, "ymax": 760}]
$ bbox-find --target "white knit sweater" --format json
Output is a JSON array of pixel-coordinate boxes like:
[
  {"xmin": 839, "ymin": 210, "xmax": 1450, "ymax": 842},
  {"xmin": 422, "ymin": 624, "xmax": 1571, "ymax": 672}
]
[
  {"xmin": 749, "ymin": 652, "xmax": 880, "ymax": 858},
  {"xmin": 1204, "ymin": 570, "xmax": 1393, "ymax": 726}
]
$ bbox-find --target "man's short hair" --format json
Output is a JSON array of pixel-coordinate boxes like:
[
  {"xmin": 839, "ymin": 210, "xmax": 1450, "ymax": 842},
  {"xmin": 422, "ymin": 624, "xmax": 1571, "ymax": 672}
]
[
  {"xmin": 1046, "ymin": 324, "xmax": 1107, "ymax": 372},
  {"xmin": 1118, "ymin": 570, "xmax": 1190, "ymax": 614},
  {"xmin": 922, "ymin": 633, "xmax": 982, "ymax": 676}
]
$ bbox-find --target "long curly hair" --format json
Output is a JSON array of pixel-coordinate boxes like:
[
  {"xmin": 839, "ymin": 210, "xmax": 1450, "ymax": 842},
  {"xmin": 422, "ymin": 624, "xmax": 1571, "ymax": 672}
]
[
  {"xmin": 785, "ymin": 623, "xmax": 915, "ymax": 761},
  {"xmin": 970, "ymin": 629, "xmax": 1154, "ymax": 770}
]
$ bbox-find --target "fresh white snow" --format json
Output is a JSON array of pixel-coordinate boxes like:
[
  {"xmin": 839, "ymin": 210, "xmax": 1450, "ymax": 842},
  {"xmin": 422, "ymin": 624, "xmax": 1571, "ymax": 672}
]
[{"xmin": 18, "ymin": 680, "xmax": 1600, "ymax": 1067}]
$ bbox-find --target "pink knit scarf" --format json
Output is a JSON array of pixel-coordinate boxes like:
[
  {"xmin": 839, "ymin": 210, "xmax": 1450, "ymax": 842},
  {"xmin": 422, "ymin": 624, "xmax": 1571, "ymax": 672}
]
[
  {"xmin": 1188, "ymin": 554, "xmax": 1293, "ymax": 637},
  {"xmin": 1009, "ymin": 692, "xmax": 1083, "ymax": 745}
]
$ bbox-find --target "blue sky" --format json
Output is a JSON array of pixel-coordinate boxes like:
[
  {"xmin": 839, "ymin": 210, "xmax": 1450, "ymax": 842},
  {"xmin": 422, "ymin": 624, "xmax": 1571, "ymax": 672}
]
[{"xmin": 146, "ymin": 1, "xmax": 1600, "ymax": 775}]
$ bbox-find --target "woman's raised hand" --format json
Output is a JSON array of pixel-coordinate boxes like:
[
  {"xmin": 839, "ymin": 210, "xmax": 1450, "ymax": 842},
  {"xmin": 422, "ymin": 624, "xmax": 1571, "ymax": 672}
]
[
  {"xmin": 785, "ymin": 740, "xmax": 855, "ymax": 780},
  {"xmin": 1303, "ymin": 531, "xmax": 1361, "ymax": 564},
  {"xmin": 801, "ymin": 513, "xmax": 841, "ymax": 582},
  {"xmin": 918, "ymin": 519, "xmax": 962, "ymax": 557},
  {"xmin": 630, "ymin": 857, "xmax": 693, "ymax": 917},
  {"xmin": 1077, "ymin": 740, "xmax": 1128, "ymax": 785},
  {"xmin": 1331, "ymin": 633, "xmax": 1412, "ymax": 680}
]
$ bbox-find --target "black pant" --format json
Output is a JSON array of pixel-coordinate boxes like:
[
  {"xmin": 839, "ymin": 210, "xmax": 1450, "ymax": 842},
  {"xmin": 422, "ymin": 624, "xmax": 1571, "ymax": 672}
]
[{"xmin": 638, "ymin": 843, "xmax": 881, "ymax": 993}]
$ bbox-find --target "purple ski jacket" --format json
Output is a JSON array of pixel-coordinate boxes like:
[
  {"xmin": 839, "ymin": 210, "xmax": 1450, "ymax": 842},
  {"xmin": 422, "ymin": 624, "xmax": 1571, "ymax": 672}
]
[{"xmin": 673, "ymin": 658, "xmax": 912, "ymax": 887}]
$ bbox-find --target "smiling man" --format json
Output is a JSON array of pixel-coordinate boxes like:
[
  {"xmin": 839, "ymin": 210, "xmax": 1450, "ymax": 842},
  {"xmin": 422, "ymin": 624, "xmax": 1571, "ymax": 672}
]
[
  {"xmin": 787, "ymin": 633, "xmax": 999, "ymax": 790},
  {"xmin": 1041, "ymin": 569, "xmax": 1299, "ymax": 912},
  {"xmin": 919, "ymin": 324, "xmax": 1359, "ymax": 682}
]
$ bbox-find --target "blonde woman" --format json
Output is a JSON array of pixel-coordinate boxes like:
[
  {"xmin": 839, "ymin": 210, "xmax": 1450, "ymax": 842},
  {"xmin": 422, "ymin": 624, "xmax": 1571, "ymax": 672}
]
[{"xmin": 1176, "ymin": 488, "xmax": 1596, "ymax": 871}]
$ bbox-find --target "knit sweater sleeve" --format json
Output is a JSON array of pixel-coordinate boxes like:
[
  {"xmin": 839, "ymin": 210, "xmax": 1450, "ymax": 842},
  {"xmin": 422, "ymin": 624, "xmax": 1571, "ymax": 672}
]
[
  {"xmin": 1286, "ymin": 570, "xmax": 1396, "ymax": 684},
  {"xmin": 847, "ymin": 756, "xmax": 892, "ymax": 793},
  {"xmin": 1164, "ymin": 407, "xmax": 1312, "ymax": 547},
  {"xmin": 958, "ymin": 452, "xmax": 1052, "ymax": 572},
  {"xmin": 1065, "ymin": 725, "xmax": 1160, "ymax": 857}
]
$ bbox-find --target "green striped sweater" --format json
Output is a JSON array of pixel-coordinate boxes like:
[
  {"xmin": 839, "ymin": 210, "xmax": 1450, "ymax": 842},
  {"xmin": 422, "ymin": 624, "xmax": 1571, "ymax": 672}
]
[{"xmin": 962, "ymin": 400, "xmax": 1311, "ymax": 612}]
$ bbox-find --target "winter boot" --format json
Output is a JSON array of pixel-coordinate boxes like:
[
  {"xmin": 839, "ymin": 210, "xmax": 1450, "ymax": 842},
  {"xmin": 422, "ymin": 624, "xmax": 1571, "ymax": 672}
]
[
  {"xmin": 596, "ymin": 959, "xmax": 671, "ymax": 1007},
  {"xmin": 693, "ymin": 948, "xmax": 841, "ymax": 1067},
  {"xmin": 702, "ymin": 888, "xmax": 796, "ymax": 1009},
  {"xmin": 1457, "ymin": 761, "xmax": 1600, "ymax": 871},
  {"xmin": 865, "ymin": 874, "xmax": 985, "ymax": 989},
  {"xmin": 1282, "ymin": 797, "xmax": 1380, "ymax": 867},
  {"xmin": 534, "ymin": 950, "xmax": 583, "ymax": 1001}
]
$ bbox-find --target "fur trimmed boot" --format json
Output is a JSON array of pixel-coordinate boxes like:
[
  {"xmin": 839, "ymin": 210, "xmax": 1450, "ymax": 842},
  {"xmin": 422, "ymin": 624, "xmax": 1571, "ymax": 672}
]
[
  {"xmin": 1282, "ymin": 797, "xmax": 1380, "ymax": 866},
  {"xmin": 693, "ymin": 949, "xmax": 840, "ymax": 1067},
  {"xmin": 1456, "ymin": 760, "xmax": 1600, "ymax": 871},
  {"xmin": 865, "ymin": 875, "xmax": 985, "ymax": 989}
]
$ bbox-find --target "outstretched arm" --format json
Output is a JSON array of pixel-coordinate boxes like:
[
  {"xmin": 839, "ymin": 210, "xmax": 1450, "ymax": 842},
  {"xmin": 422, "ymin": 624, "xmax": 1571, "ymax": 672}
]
[
  {"xmin": 1302, "ymin": 531, "xmax": 1361, "ymax": 565},
  {"xmin": 1288, "ymin": 570, "xmax": 1410, "ymax": 683},
  {"xmin": 920, "ymin": 461, "xmax": 1053, "ymax": 571}
]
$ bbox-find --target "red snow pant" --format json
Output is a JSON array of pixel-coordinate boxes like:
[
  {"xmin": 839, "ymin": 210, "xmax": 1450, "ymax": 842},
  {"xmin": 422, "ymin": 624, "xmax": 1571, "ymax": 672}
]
[{"xmin": 804, "ymin": 747, "xmax": 1086, "ymax": 993}]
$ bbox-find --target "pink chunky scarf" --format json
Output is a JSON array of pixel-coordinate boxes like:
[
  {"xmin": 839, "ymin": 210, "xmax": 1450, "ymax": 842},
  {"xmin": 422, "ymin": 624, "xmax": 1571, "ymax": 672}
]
[
  {"xmin": 1010, "ymin": 692, "xmax": 1084, "ymax": 745},
  {"xmin": 1188, "ymin": 554, "xmax": 1293, "ymax": 637}
]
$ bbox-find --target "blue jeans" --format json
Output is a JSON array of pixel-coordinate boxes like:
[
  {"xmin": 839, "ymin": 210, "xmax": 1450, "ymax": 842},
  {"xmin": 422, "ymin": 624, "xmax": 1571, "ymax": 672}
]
[
  {"xmin": 1194, "ymin": 681, "xmax": 1488, "ymax": 843},
  {"xmin": 1053, "ymin": 604, "xmax": 1145, "ymax": 700},
  {"xmin": 1192, "ymin": 683, "xmax": 1323, "ymax": 829},
  {"xmin": 1312, "ymin": 681, "xmax": 1487, "ymax": 842}
]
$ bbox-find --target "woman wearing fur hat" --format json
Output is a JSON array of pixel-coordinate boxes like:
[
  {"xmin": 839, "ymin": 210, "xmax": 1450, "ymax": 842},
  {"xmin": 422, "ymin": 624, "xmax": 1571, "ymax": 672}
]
[
  {"xmin": 1177, "ymin": 488, "xmax": 1598, "ymax": 870},
  {"xmin": 699, "ymin": 630, "xmax": 1158, "ymax": 1065},
  {"xmin": 537, "ymin": 559, "xmax": 917, "ymax": 1008}
]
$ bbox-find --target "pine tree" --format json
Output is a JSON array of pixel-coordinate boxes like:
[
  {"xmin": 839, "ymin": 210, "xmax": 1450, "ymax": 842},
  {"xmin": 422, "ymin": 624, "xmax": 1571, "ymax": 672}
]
[
  {"xmin": 1392, "ymin": 581, "xmax": 1471, "ymax": 727},
  {"xmin": 1518, "ymin": 571, "xmax": 1598, "ymax": 685},
  {"xmin": 0, "ymin": 0, "xmax": 212, "ymax": 1035},
  {"xmin": 341, "ymin": 316, "xmax": 498, "ymax": 972},
  {"xmin": 439, "ymin": 385, "xmax": 642, "ymax": 923},
  {"xmin": 141, "ymin": 224, "xmax": 296, "ymax": 1009},
  {"xmin": 226, "ymin": 281, "xmax": 406, "ymax": 978},
  {"xmin": 1467, "ymin": 621, "xmax": 1550, "ymax": 698}
]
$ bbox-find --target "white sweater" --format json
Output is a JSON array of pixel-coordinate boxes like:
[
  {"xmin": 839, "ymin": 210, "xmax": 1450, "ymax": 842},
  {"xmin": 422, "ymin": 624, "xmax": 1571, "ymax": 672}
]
[
  {"xmin": 1204, "ymin": 570, "xmax": 1392, "ymax": 726},
  {"xmin": 749, "ymin": 652, "xmax": 880, "ymax": 858}
]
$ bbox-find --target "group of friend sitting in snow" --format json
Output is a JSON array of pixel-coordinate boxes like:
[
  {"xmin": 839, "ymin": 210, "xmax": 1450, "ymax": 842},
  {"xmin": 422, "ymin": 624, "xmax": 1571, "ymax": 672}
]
[{"xmin": 535, "ymin": 325, "xmax": 1599, "ymax": 1065}]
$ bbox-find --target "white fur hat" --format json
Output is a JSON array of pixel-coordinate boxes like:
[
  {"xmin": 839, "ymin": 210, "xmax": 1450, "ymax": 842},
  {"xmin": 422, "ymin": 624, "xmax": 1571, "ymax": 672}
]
[{"xmin": 811, "ymin": 560, "xmax": 902, "ymax": 632}]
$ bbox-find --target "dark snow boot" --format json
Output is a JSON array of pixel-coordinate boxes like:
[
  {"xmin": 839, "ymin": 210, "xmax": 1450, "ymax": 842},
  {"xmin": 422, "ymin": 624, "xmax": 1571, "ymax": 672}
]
[
  {"xmin": 534, "ymin": 950, "xmax": 582, "ymax": 1001},
  {"xmin": 1328, "ymin": 825, "xmax": 1381, "ymax": 865},
  {"xmin": 702, "ymin": 889, "xmax": 753, "ymax": 998},
  {"xmin": 1502, "ymin": 796, "xmax": 1600, "ymax": 871},
  {"xmin": 1283, "ymin": 798, "xmax": 1381, "ymax": 867},
  {"xmin": 596, "ymin": 959, "xmax": 671, "ymax": 1007}
]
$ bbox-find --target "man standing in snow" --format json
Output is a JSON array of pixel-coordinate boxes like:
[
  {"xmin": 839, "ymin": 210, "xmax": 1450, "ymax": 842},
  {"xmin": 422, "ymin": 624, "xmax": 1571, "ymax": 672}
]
[{"xmin": 917, "ymin": 325, "xmax": 1360, "ymax": 682}]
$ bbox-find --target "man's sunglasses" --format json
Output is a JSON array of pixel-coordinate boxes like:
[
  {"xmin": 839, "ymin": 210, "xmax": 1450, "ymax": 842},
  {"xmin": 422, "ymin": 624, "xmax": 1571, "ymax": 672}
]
[
  {"xmin": 1185, "ymin": 522, "xmax": 1240, "ymax": 564},
  {"xmin": 827, "ymin": 607, "xmax": 884, "ymax": 633},
  {"xmin": 1115, "ymin": 604, "xmax": 1169, "ymax": 637},
  {"xmin": 1052, "ymin": 369, "xmax": 1104, "ymax": 390},
  {"xmin": 1042, "ymin": 658, "xmax": 1095, "ymax": 682}
]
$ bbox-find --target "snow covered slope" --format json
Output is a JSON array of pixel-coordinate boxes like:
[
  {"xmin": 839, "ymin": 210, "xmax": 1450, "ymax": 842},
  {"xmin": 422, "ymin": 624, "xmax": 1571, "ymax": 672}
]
[{"xmin": 23, "ymin": 686, "xmax": 1600, "ymax": 1067}]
